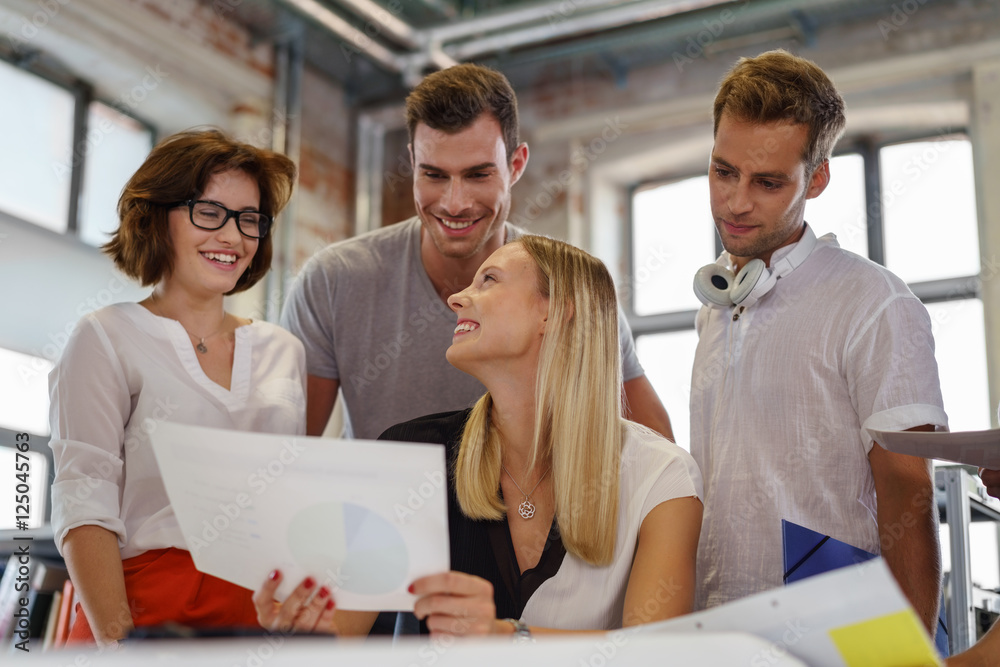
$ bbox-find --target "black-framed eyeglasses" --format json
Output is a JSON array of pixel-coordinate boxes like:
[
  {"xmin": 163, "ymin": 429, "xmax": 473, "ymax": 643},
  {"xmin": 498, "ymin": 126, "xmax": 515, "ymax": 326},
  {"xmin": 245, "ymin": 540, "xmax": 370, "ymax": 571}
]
[{"xmin": 174, "ymin": 200, "xmax": 272, "ymax": 239}]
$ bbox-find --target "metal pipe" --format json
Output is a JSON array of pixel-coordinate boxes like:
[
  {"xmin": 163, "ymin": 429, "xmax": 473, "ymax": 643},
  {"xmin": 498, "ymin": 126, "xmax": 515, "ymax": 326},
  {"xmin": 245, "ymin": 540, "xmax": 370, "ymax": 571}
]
[
  {"xmin": 444, "ymin": 0, "xmax": 734, "ymax": 61},
  {"xmin": 335, "ymin": 0, "xmax": 420, "ymax": 48},
  {"xmin": 66, "ymin": 81, "xmax": 93, "ymax": 235},
  {"xmin": 279, "ymin": 0, "xmax": 401, "ymax": 73},
  {"xmin": 266, "ymin": 23, "xmax": 305, "ymax": 323},
  {"xmin": 355, "ymin": 114, "xmax": 385, "ymax": 236},
  {"xmin": 942, "ymin": 468, "xmax": 976, "ymax": 654},
  {"xmin": 425, "ymin": 0, "xmax": 634, "ymax": 43},
  {"xmin": 411, "ymin": 0, "xmax": 458, "ymax": 21}
]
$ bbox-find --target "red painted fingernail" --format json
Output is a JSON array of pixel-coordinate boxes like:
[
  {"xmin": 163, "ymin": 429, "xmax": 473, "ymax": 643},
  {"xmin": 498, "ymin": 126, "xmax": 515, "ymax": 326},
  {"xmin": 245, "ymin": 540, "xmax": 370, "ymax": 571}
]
[
  {"xmin": 303, "ymin": 577, "xmax": 316, "ymax": 589},
  {"xmin": 325, "ymin": 599, "xmax": 334, "ymax": 611},
  {"xmin": 269, "ymin": 570, "xmax": 280, "ymax": 581},
  {"xmin": 407, "ymin": 583, "xmax": 415, "ymax": 594},
  {"xmin": 318, "ymin": 587, "xmax": 330, "ymax": 599}
]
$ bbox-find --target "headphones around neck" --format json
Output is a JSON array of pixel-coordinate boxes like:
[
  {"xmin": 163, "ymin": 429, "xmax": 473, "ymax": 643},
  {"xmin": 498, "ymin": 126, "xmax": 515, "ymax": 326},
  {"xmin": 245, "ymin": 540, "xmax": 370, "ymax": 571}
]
[{"xmin": 693, "ymin": 225, "xmax": 818, "ymax": 309}]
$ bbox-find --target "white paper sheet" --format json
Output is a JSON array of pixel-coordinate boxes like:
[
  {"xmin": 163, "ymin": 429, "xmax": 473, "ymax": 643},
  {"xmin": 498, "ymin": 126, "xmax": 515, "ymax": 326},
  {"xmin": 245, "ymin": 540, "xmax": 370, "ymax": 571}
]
[
  {"xmin": 634, "ymin": 559, "xmax": 940, "ymax": 667},
  {"xmin": 868, "ymin": 426, "xmax": 1000, "ymax": 468},
  {"xmin": 150, "ymin": 421, "xmax": 449, "ymax": 611}
]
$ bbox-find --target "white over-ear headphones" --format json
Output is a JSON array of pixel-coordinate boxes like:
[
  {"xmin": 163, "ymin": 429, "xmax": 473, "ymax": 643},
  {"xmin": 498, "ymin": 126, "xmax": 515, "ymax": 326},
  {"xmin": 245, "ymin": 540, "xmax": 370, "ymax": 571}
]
[{"xmin": 693, "ymin": 224, "xmax": 818, "ymax": 309}]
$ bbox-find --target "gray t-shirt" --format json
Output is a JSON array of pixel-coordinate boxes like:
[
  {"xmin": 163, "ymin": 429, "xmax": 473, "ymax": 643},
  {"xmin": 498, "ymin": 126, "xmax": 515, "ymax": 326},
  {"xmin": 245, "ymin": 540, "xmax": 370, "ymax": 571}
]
[{"xmin": 281, "ymin": 217, "xmax": 644, "ymax": 440}]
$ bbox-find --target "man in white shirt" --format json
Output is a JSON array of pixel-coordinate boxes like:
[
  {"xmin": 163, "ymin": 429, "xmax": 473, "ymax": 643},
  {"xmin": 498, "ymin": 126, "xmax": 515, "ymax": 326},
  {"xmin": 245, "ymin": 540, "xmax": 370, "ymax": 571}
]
[{"xmin": 690, "ymin": 49, "xmax": 947, "ymax": 634}]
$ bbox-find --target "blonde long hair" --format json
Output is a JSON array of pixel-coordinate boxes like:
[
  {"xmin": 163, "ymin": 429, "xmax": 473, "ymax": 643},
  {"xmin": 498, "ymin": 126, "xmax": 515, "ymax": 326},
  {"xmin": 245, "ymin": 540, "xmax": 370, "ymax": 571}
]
[{"xmin": 454, "ymin": 235, "xmax": 624, "ymax": 565}]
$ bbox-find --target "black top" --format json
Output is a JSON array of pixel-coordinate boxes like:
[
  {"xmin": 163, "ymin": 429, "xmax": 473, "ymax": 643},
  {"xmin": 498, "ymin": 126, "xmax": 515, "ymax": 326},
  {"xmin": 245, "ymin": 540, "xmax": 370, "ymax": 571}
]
[{"xmin": 380, "ymin": 409, "xmax": 566, "ymax": 628}]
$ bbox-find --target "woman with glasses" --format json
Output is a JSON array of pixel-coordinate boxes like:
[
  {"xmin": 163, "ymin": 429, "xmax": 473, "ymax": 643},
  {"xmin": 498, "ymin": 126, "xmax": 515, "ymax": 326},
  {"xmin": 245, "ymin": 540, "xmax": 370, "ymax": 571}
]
[
  {"xmin": 48, "ymin": 129, "xmax": 302, "ymax": 645},
  {"xmin": 253, "ymin": 236, "xmax": 703, "ymax": 637}
]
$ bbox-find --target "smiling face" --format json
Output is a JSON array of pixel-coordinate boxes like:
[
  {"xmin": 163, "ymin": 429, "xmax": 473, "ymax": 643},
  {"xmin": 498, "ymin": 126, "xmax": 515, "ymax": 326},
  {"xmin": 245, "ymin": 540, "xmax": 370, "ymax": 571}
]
[
  {"xmin": 445, "ymin": 243, "xmax": 549, "ymax": 381},
  {"xmin": 165, "ymin": 168, "xmax": 260, "ymax": 298},
  {"xmin": 709, "ymin": 112, "xmax": 829, "ymax": 270},
  {"xmin": 412, "ymin": 113, "xmax": 528, "ymax": 264}
]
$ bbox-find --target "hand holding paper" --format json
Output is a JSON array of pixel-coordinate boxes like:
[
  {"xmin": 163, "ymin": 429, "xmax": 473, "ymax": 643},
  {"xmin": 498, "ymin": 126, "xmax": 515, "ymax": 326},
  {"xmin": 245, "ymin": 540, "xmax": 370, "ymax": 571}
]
[
  {"xmin": 150, "ymin": 422, "xmax": 450, "ymax": 611},
  {"xmin": 980, "ymin": 467, "xmax": 1000, "ymax": 498},
  {"xmin": 253, "ymin": 570, "xmax": 340, "ymax": 635}
]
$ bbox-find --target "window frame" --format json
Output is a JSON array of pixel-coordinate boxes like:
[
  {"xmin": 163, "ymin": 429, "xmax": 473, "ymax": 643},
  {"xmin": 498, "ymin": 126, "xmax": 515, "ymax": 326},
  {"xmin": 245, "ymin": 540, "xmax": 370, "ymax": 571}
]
[{"xmin": 0, "ymin": 46, "xmax": 156, "ymax": 240}]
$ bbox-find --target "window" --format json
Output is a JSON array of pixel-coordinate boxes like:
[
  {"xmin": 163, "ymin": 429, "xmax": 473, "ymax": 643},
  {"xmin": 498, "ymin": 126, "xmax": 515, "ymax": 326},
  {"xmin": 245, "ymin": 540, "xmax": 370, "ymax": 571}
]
[
  {"xmin": 803, "ymin": 153, "xmax": 868, "ymax": 258},
  {"xmin": 79, "ymin": 102, "xmax": 155, "ymax": 247},
  {"xmin": 0, "ymin": 57, "xmax": 153, "ymax": 247},
  {"xmin": 881, "ymin": 140, "xmax": 979, "ymax": 282},
  {"xmin": 0, "ymin": 58, "xmax": 75, "ymax": 233},
  {"xmin": 0, "ymin": 56, "xmax": 153, "ymax": 484},
  {"xmin": 635, "ymin": 330, "xmax": 699, "ymax": 452},
  {"xmin": 0, "ymin": 348, "xmax": 52, "ymax": 531},
  {"xmin": 0, "ymin": 348, "xmax": 52, "ymax": 437},
  {"xmin": 630, "ymin": 135, "xmax": 988, "ymax": 451},
  {"xmin": 632, "ymin": 175, "xmax": 712, "ymax": 315}
]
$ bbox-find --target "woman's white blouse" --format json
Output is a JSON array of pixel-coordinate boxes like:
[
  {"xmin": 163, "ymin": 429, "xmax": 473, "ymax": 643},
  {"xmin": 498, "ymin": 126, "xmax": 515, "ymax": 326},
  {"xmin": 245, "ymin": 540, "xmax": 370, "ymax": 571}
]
[
  {"xmin": 521, "ymin": 423, "xmax": 703, "ymax": 629},
  {"xmin": 48, "ymin": 302, "xmax": 306, "ymax": 559}
]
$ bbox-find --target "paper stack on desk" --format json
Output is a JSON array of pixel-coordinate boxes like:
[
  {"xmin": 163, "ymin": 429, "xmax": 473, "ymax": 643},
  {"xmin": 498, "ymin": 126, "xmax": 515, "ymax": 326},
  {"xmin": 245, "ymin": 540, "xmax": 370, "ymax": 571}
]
[
  {"xmin": 636, "ymin": 558, "xmax": 941, "ymax": 667},
  {"xmin": 150, "ymin": 422, "xmax": 449, "ymax": 611}
]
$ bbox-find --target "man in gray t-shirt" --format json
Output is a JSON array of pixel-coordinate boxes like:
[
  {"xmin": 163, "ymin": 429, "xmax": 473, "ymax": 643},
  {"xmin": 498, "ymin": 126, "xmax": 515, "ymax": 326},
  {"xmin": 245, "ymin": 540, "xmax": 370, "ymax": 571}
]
[
  {"xmin": 282, "ymin": 218, "xmax": 652, "ymax": 440},
  {"xmin": 282, "ymin": 63, "xmax": 673, "ymax": 442}
]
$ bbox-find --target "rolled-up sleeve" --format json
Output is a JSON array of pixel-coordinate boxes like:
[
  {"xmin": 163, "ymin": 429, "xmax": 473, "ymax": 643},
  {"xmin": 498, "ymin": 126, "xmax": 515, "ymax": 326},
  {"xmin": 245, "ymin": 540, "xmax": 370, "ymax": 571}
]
[
  {"xmin": 847, "ymin": 293, "xmax": 949, "ymax": 452},
  {"xmin": 48, "ymin": 314, "xmax": 131, "ymax": 553}
]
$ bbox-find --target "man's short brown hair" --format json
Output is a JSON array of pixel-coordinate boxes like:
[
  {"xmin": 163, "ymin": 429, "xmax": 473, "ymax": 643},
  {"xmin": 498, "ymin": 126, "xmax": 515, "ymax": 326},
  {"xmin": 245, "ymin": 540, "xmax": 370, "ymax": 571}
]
[
  {"xmin": 405, "ymin": 63, "xmax": 520, "ymax": 162},
  {"xmin": 713, "ymin": 49, "xmax": 846, "ymax": 172},
  {"xmin": 104, "ymin": 128, "xmax": 296, "ymax": 294}
]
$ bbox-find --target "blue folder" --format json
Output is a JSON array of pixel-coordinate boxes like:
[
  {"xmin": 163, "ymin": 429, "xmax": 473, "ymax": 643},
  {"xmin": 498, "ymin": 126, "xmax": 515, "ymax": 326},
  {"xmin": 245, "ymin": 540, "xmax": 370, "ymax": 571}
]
[
  {"xmin": 781, "ymin": 519, "xmax": 876, "ymax": 584},
  {"xmin": 781, "ymin": 519, "xmax": 949, "ymax": 656}
]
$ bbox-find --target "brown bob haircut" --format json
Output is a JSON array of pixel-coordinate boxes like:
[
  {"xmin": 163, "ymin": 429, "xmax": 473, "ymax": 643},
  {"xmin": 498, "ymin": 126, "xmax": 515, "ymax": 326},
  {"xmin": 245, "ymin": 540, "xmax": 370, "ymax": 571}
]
[
  {"xmin": 713, "ymin": 49, "xmax": 846, "ymax": 173},
  {"xmin": 104, "ymin": 128, "xmax": 297, "ymax": 295},
  {"xmin": 405, "ymin": 63, "xmax": 520, "ymax": 163}
]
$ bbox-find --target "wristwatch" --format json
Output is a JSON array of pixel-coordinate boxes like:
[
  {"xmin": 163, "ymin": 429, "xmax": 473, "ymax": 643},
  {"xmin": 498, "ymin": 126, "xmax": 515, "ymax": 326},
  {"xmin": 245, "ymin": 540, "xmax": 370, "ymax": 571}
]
[{"xmin": 503, "ymin": 618, "xmax": 533, "ymax": 643}]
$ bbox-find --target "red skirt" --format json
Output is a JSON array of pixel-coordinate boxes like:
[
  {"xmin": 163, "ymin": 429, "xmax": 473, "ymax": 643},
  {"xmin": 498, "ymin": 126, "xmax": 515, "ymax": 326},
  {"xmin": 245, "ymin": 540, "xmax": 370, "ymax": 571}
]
[{"xmin": 67, "ymin": 547, "xmax": 260, "ymax": 643}]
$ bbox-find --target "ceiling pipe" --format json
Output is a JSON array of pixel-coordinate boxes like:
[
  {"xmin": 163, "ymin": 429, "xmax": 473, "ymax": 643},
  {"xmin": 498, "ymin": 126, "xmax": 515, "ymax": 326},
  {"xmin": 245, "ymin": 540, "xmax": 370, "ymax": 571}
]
[
  {"xmin": 474, "ymin": 0, "xmax": 874, "ymax": 74},
  {"xmin": 335, "ymin": 0, "xmax": 421, "ymax": 48},
  {"xmin": 336, "ymin": 0, "xmax": 459, "ymax": 69},
  {"xmin": 412, "ymin": 0, "xmax": 458, "ymax": 21},
  {"xmin": 284, "ymin": 0, "xmax": 766, "ymax": 83},
  {"xmin": 281, "ymin": 0, "xmax": 459, "ymax": 74},
  {"xmin": 424, "ymin": 0, "xmax": 632, "ymax": 43},
  {"xmin": 443, "ymin": 0, "xmax": 737, "ymax": 61},
  {"xmin": 279, "ymin": 0, "xmax": 402, "ymax": 72}
]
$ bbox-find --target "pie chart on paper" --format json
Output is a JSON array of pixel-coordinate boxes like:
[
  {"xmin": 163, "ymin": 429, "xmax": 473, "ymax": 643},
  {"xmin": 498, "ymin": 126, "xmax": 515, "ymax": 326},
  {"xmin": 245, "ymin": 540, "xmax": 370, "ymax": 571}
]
[{"xmin": 287, "ymin": 502, "xmax": 410, "ymax": 595}]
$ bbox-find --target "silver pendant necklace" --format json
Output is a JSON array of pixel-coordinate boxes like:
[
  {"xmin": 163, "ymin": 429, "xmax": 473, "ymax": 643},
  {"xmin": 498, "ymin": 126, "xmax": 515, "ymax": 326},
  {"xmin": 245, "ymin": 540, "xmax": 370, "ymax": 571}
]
[
  {"xmin": 502, "ymin": 465, "xmax": 550, "ymax": 519},
  {"xmin": 150, "ymin": 293, "xmax": 226, "ymax": 354}
]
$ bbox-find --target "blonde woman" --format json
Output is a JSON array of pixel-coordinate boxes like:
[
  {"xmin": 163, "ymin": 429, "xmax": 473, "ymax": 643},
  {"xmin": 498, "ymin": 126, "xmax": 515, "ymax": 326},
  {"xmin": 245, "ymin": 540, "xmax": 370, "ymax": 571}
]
[{"xmin": 255, "ymin": 235, "xmax": 702, "ymax": 637}]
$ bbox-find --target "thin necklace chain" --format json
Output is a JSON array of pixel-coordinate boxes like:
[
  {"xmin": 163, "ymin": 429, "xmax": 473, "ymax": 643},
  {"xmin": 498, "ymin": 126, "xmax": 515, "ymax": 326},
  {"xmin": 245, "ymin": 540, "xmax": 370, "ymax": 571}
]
[
  {"xmin": 502, "ymin": 465, "xmax": 550, "ymax": 520},
  {"xmin": 149, "ymin": 292, "xmax": 227, "ymax": 355}
]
